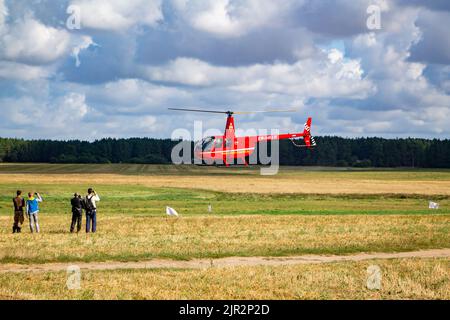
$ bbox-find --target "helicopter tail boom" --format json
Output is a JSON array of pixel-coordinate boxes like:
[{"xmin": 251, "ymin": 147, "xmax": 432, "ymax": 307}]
[{"xmin": 253, "ymin": 117, "xmax": 315, "ymax": 148}]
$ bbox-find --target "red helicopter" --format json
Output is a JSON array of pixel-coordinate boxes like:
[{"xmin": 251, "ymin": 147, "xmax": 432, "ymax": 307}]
[{"xmin": 169, "ymin": 108, "xmax": 316, "ymax": 166}]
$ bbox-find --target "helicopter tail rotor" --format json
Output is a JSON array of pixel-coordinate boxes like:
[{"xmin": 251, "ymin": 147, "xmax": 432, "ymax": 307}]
[
  {"xmin": 303, "ymin": 117, "xmax": 316, "ymax": 148},
  {"xmin": 290, "ymin": 117, "xmax": 316, "ymax": 148}
]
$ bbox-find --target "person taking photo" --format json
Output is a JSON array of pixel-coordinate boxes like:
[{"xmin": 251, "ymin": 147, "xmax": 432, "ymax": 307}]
[
  {"xmin": 26, "ymin": 192, "xmax": 43, "ymax": 233},
  {"xmin": 70, "ymin": 193, "xmax": 83, "ymax": 233},
  {"xmin": 84, "ymin": 188, "xmax": 100, "ymax": 233}
]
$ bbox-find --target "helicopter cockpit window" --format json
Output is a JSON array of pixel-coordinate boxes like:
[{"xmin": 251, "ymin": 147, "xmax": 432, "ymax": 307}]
[
  {"xmin": 196, "ymin": 137, "xmax": 214, "ymax": 152},
  {"xmin": 214, "ymin": 138, "xmax": 223, "ymax": 148},
  {"xmin": 225, "ymin": 138, "xmax": 233, "ymax": 148}
]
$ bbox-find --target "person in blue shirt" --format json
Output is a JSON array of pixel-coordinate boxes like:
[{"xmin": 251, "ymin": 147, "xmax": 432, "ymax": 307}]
[{"xmin": 26, "ymin": 192, "xmax": 43, "ymax": 233}]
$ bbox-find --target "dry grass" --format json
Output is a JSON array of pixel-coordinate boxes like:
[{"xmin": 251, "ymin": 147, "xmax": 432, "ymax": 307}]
[
  {"xmin": 0, "ymin": 215, "xmax": 448, "ymax": 264},
  {"xmin": 1, "ymin": 171, "xmax": 450, "ymax": 195},
  {"xmin": 0, "ymin": 258, "xmax": 448, "ymax": 299},
  {"xmin": 0, "ymin": 166, "xmax": 448, "ymax": 299}
]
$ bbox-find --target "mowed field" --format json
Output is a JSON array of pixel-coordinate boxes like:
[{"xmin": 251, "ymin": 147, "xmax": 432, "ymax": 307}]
[
  {"xmin": 1, "ymin": 163, "xmax": 450, "ymax": 195},
  {"xmin": 0, "ymin": 164, "xmax": 449, "ymax": 299}
]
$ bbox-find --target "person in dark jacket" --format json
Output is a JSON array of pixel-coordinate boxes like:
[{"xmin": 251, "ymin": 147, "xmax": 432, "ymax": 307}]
[
  {"xmin": 12, "ymin": 190, "xmax": 25, "ymax": 233},
  {"xmin": 70, "ymin": 193, "xmax": 83, "ymax": 233}
]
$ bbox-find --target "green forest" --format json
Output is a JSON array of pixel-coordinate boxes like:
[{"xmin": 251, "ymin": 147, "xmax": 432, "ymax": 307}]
[{"xmin": 0, "ymin": 136, "xmax": 449, "ymax": 168}]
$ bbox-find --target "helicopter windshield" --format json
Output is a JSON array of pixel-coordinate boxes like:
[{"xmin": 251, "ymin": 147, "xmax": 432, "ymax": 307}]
[{"xmin": 194, "ymin": 137, "xmax": 215, "ymax": 153}]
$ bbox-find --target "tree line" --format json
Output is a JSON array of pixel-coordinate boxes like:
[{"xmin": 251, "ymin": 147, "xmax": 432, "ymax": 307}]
[{"xmin": 0, "ymin": 136, "xmax": 449, "ymax": 168}]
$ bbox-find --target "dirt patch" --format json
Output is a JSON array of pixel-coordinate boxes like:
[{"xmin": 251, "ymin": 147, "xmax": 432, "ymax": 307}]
[{"xmin": 1, "ymin": 248, "xmax": 449, "ymax": 273}]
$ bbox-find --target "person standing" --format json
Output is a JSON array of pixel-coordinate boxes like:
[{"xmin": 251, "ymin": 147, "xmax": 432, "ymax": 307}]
[
  {"xmin": 85, "ymin": 188, "xmax": 100, "ymax": 233},
  {"xmin": 12, "ymin": 190, "xmax": 25, "ymax": 233},
  {"xmin": 70, "ymin": 193, "xmax": 83, "ymax": 233},
  {"xmin": 26, "ymin": 192, "xmax": 43, "ymax": 233}
]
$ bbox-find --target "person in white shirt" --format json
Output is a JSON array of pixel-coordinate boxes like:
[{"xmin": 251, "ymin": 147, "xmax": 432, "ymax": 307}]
[{"xmin": 84, "ymin": 188, "xmax": 100, "ymax": 233}]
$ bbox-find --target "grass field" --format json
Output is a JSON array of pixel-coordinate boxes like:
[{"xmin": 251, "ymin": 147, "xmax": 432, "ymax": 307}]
[
  {"xmin": 1, "ymin": 258, "xmax": 448, "ymax": 300},
  {"xmin": 1, "ymin": 215, "xmax": 448, "ymax": 264},
  {"xmin": 1, "ymin": 163, "xmax": 450, "ymax": 195},
  {"xmin": 0, "ymin": 164, "xmax": 448, "ymax": 299}
]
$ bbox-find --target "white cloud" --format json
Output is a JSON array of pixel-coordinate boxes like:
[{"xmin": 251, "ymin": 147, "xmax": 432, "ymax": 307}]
[
  {"xmin": 328, "ymin": 49, "xmax": 344, "ymax": 64},
  {"xmin": 91, "ymin": 78, "xmax": 191, "ymax": 112},
  {"xmin": 0, "ymin": 92, "xmax": 90, "ymax": 139},
  {"xmin": 144, "ymin": 55, "xmax": 374, "ymax": 99},
  {"xmin": 145, "ymin": 57, "xmax": 231, "ymax": 86},
  {"xmin": 0, "ymin": 0, "xmax": 450, "ymax": 140},
  {"xmin": 173, "ymin": 0, "xmax": 302, "ymax": 37},
  {"xmin": 346, "ymin": 6, "xmax": 447, "ymax": 114},
  {"xmin": 0, "ymin": 97, "xmax": 41, "ymax": 127},
  {"xmin": 71, "ymin": 36, "xmax": 97, "ymax": 67},
  {"xmin": 4, "ymin": 93, "xmax": 88, "ymax": 126},
  {"xmin": 0, "ymin": 61, "xmax": 51, "ymax": 80},
  {"xmin": 56, "ymin": 93, "xmax": 88, "ymax": 119},
  {"xmin": 0, "ymin": 0, "xmax": 7, "ymax": 29},
  {"xmin": 70, "ymin": 0, "xmax": 163, "ymax": 31},
  {"xmin": 0, "ymin": 15, "xmax": 71, "ymax": 64},
  {"xmin": 0, "ymin": 8, "xmax": 99, "ymax": 75}
]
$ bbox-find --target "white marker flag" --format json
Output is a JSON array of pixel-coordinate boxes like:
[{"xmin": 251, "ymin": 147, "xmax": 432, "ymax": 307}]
[
  {"xmin": 166, "ymin": 206, "xmax": 179, "ymax": 217},
  {"xmin": 429, "ymin": 201, "xmax": 439, "ymax": 209}
]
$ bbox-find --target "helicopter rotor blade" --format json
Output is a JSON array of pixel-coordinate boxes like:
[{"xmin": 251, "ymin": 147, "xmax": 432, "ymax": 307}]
[
  {"xmin": 168, "ymin": 108, "xmax": 229, "ymax": 114},
  {"xmin": 234, "ymin": 109, "xmax": 298, "ymax": 114},
  {"xmin": 168, "ymin": 108, "xmax": 299, "ymax": 115}
]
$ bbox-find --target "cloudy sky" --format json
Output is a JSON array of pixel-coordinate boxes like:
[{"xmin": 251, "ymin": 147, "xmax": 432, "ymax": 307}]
[{"xmin": 0, "ymin": 0, "xmax": 449, "ymax": 140}]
